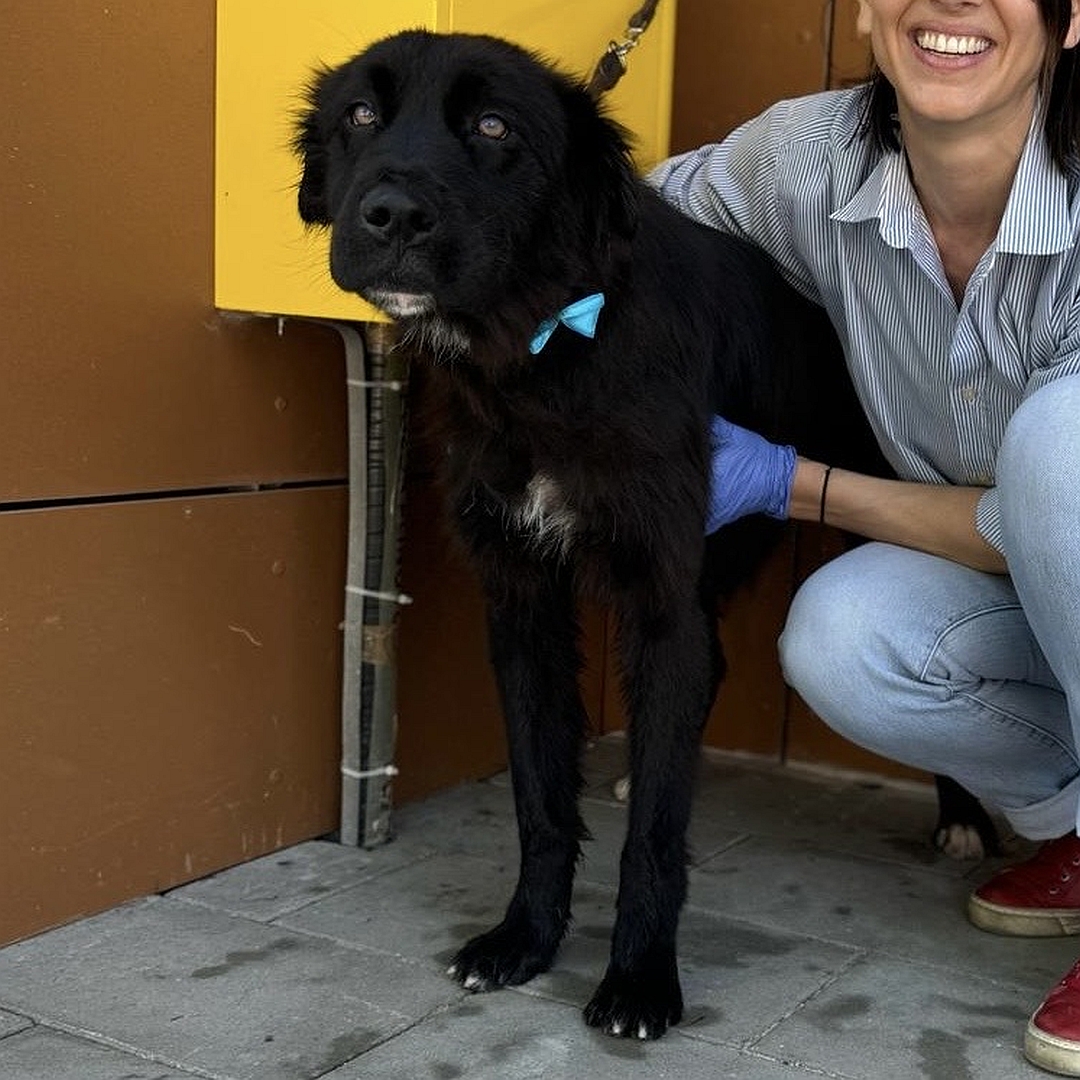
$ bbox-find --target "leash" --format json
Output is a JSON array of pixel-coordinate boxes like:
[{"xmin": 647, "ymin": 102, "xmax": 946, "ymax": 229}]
[{"xmin": 585, "ymin": 0, "xmax": 662, "ymax": 100}]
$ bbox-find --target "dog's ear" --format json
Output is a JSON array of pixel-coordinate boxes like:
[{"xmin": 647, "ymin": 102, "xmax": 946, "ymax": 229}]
[
  {"xmin": 294, "ymin": 114, "xmax": 332, "ymax": 225},
  {"xmin": 293, "ymin": 72, "xmax": 334, "ymax": 226},
  {"xmin": 560, "ymin": 84, "xmax": 639, "ymax": 243}
]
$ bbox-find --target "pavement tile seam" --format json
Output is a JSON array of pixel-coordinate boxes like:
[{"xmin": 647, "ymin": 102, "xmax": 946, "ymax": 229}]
[
  {"xmin": 265, "ymin": 907, "xmax": 480, "ymax": 985},
  {"xmin": 864, "ymin": 944, "xmax": 1065, "ymax": 998},
  {"xmin": 746, "ymin": 952, "xmax": 1043, "ymax": 1079},
  {"xmin": 687, "ymin": 831, "xmax": 754, "ymax": 868},
  {"xmin": 165, "ymin": 849, "xmax": 441, "ymax": 924},
  {"xmin": 572, "ymin": 868, "xmax": 622, "ymax": 894},
  {"xmin": 563, "ymin": 879, "xmax": 872, "ymax": 975},
  {"xmin": 502, "ymin": 980, "xmax": 593, "ymax": 1017},
  {"xmin": 0, "ymin": 1016, "xmax": 238, "ymax": 1080},
  {"xmin": 691, "ymin": 833, "xmax": 984, "ymax": 885},
  {"xmin": 335, "ymin": 998, "xmax": 480, "ymax": 1071},
  {"xmin": 0, "ymin": 1011, "xmax": 35, "ymax": 1040},
  {"xmin": 728, "ymin": 1048, "xmax": 863, "ymax": 1079},
  {"xmin": 575, "ymin": 835, "xmax": 742, "ymax": 885},
  {"xmin": 740, "ymin": 950, "xmax": 869, "ymax": 1053},
  {"xmin": 672, "ymin": 888, "xmax": 1071, "ymax": 1001},
  {"xmin": 676, "ymin": 895, "xmax": 872, "ymax": 957},
  {"xmin": 682, "ymin": 1028, "xmax": 871, "ymax": 1077},
  {"xmin": 165, "ymin": 892, "xmax": 280, "ymax": 924},
  {"xmin": 663, "ymin": 1018, "xmax": 745, "ymax": 1054},
  {"xmin": 340, "ymin": 992, "xmax": 665, "ymax": 1078}
]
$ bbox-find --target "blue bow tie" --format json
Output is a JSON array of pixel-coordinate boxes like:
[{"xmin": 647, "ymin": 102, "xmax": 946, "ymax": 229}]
[{"xmin": 529, "ymin": 293, "xmax": 606, "ymax": 355}]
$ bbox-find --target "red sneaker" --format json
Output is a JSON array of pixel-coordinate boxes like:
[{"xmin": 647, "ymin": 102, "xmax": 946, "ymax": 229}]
[
  {"xmin": 1026, "ymin": 958, "xmax": 1080, "ymax": 1076},
  {"xmin": 968, "ymin": 834, "xmax": 1080, "ymax": 937}
]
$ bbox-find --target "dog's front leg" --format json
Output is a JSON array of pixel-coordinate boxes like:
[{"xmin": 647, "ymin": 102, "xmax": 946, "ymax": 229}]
[
  {"xmin": 448, "ymin": 561, "xmax": 587, "ymax": 992},
  {"xmin": 583, "ymin": 591, "xmax": 719, "ymax": 1039}
]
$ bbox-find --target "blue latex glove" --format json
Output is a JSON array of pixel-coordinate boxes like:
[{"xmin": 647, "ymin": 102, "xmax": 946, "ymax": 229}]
[{"xmin": 706, "ymin": 416, "xmax": 797, "ymax": 533}]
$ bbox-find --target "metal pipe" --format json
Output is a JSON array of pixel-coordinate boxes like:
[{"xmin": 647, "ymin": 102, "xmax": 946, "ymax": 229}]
[{"xmin": 331, "ymin": 320, "xmax": 410, "ymax": 847}]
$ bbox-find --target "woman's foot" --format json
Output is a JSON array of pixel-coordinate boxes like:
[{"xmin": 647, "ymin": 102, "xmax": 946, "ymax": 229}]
[
  {"xmin": 968, "ymin": 834, "xmax": 1080, "ymax": 936},
  {"xmin": 1027, "ymin": 958, "xmax": 1080, "ymax": 1076}
]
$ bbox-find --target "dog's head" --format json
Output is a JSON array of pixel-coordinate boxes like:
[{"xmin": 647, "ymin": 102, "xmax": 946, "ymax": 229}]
[{"xmin": 295, "ymin": 31, "xmax": 638, "ymax": 353}]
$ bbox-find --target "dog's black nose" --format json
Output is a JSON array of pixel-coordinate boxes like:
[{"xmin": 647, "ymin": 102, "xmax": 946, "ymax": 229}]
[{"xmin": 358, "ymin": 184, "xmax": 435, "ymax": 245}]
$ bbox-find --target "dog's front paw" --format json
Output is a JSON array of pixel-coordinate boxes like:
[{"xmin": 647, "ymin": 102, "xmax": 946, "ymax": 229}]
[
  {"xmin": 583, "ymin": 964, "xmax": 683, "ymax": 1040},
  {"xmin": 448, "ymin": 918, "xmax": 560, "ymax": 992}
]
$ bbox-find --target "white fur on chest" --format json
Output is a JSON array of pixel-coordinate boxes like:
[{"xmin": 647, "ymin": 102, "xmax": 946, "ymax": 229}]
[{"xmin": 512, "ymin": 472, "xmax": 576, "ymax": 553}]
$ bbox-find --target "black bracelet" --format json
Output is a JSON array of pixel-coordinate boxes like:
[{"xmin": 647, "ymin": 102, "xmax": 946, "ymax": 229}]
[{"xmin": 819, "ymin": 466, "xmax": 834, "ymax": 525}]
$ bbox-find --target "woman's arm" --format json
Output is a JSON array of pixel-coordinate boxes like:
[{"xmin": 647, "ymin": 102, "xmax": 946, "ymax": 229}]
[{"xmin": 790, "ymin": 459, "xmax": 1007, "ymax": 575}]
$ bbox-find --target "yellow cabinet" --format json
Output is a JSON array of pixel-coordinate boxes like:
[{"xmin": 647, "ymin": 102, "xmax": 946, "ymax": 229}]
[{"xmin": 215, "ymin": 1, "xmax": 677, "ymax": 320}]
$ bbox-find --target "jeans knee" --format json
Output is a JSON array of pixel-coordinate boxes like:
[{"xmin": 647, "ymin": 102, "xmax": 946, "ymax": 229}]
[
  {"xmin": 998, "ymin": 376, "xmax": 1080, "ymax": 532},
  {"xmin": 778, "ymin": 563, "xmax": 854, "ymax": 709},
  {"xmin": 778, "ymin": 544, "xmax": 944, "ymax": 754}
]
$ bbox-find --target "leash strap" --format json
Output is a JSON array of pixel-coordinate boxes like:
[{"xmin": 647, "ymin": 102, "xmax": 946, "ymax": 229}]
[{"xmin": 585, "ymin": 0, "xmax": 662, "ymax": 100}]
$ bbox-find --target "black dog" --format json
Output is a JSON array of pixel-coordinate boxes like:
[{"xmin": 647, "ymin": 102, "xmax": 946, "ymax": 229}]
[{"xmin": 295, "ymin": 30, "xmax": 995, "ymax": 1039}]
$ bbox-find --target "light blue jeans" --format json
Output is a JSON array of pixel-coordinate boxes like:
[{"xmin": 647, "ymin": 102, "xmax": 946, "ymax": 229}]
[{"xmin": 779, "ymin": 375, "xmax": 1080, "ymax": 841}]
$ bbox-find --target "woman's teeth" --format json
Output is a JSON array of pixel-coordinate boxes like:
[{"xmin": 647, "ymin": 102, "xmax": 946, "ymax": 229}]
[{"xmin": 915, "ymin": 31, "xmax": 991, "ymax": 56}]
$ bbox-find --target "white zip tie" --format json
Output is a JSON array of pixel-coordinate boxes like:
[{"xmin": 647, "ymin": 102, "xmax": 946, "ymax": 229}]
[
  {"xmin": 341, "ymin": 763, "xmax": 400, "ymax": 780},
  {"xmin": 346, "ymin": 584, "xmax": 414, "ymax": 606}
]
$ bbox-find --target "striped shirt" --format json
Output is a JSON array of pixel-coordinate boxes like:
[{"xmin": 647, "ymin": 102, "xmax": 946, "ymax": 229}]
[{"xmin": 649, "ymin": 88, "xmax": 1080, "ymax": 553}]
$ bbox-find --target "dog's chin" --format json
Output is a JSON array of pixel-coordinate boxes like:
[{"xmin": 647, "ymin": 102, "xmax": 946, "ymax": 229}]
[
  {"xmin": 363, "ymin": 289, "xmax": 437, "ymax": 320},
  {"xmin": 362, "ymin": 288, "xmax": 472, "ymax": 358}
]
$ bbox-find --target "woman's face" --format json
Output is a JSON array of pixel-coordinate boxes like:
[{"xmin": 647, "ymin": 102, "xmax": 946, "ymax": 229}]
[{"xmin": 856, "ymin": 0, "xmax": 1080, "ymax": 135}]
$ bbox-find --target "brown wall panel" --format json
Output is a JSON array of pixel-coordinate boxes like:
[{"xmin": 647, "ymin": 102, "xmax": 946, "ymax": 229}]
[
  {"xmin": 0, "ymin": 488, "xmax": 346, "ymax": 945},
  {"xmin": 0, "ymin": 2, "xmax": 347, "ymax": 503},
  {"xmin": 830, "ymin": 0, "xmax": 873, "ymax": 87},
  {"xmin": 670, "ymin": 0, "xmax": 835, "ymax": 153}
]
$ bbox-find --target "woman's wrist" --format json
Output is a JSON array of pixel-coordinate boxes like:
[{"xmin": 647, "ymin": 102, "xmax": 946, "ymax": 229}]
[{"xmin": 788, "ymin": 458, "xmax": 832, "ymax": 522}]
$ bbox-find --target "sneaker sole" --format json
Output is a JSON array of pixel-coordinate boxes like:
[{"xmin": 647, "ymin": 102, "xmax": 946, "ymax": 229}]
[
  {"xmin": 968, "ymin": 894, "xmax": 1080, "ymax": 937},
  {"xmin": 1026, "ymin": 1019, "xmax": 1080, "ymax": 1076}
]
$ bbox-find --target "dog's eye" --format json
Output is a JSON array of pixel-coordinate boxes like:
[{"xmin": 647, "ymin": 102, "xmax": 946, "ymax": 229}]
[
  {"xmin": 347, "ymin": 101, "xmax": 378, "ymax": 128},
  {"xmin": 476, "ymin": 113, "xmax": 509, "ymax": 140}
]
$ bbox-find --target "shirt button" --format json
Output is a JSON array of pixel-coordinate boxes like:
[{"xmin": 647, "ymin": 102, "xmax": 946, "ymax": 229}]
[{"xmin": 960, "ymin": 385, "xmax": 978, "ymax": 403}]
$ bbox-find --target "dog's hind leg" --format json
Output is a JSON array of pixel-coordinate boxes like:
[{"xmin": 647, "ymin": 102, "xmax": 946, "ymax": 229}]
[
  {"xmin": 583, "ymin": 588, "xmax": 721, "ymax": 1039},
  {"xmin": 448, "ymin": 561, "xmax": 588, "ymax": 991}
]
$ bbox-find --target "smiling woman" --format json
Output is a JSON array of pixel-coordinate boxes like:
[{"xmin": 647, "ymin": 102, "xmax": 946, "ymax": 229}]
[
  {"xmin": 859, "ymin": 0, "xmax": 1056, "ymax": 134},
  {"xmin": 650, "ymin": 0, "xmax": 1080, "ymax": 1074},
  {"xmin": 858, "ymin": 0, "xmax": 1080, "ymax": 167},
  {"xmin": 854, "ymin": 0, "xmax": 1080, "ymax": 301}
]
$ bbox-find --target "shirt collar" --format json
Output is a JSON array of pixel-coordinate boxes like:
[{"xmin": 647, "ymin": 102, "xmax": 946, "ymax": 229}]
[
  {"xmin": 996, "ymin": 119, "xmax": 1072, "ymax": 254},
  {"xmin": 831, "ymin": 149, "xmax": 920, "ymax": 249},
  {"xmin": 831, "ymin": 115, "xmax": 1072, "ymax": 256}
]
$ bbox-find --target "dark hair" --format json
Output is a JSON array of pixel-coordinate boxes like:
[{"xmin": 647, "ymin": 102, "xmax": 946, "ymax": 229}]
[{"xmin": 860, "ymin": 1, "xmax": 1080, "ymax": 171}]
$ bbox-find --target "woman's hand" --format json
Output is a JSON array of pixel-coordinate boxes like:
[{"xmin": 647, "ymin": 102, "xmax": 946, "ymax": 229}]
[{"xmin": 706, "ymin": 416, "xmax": 797, "ymax": 532}]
